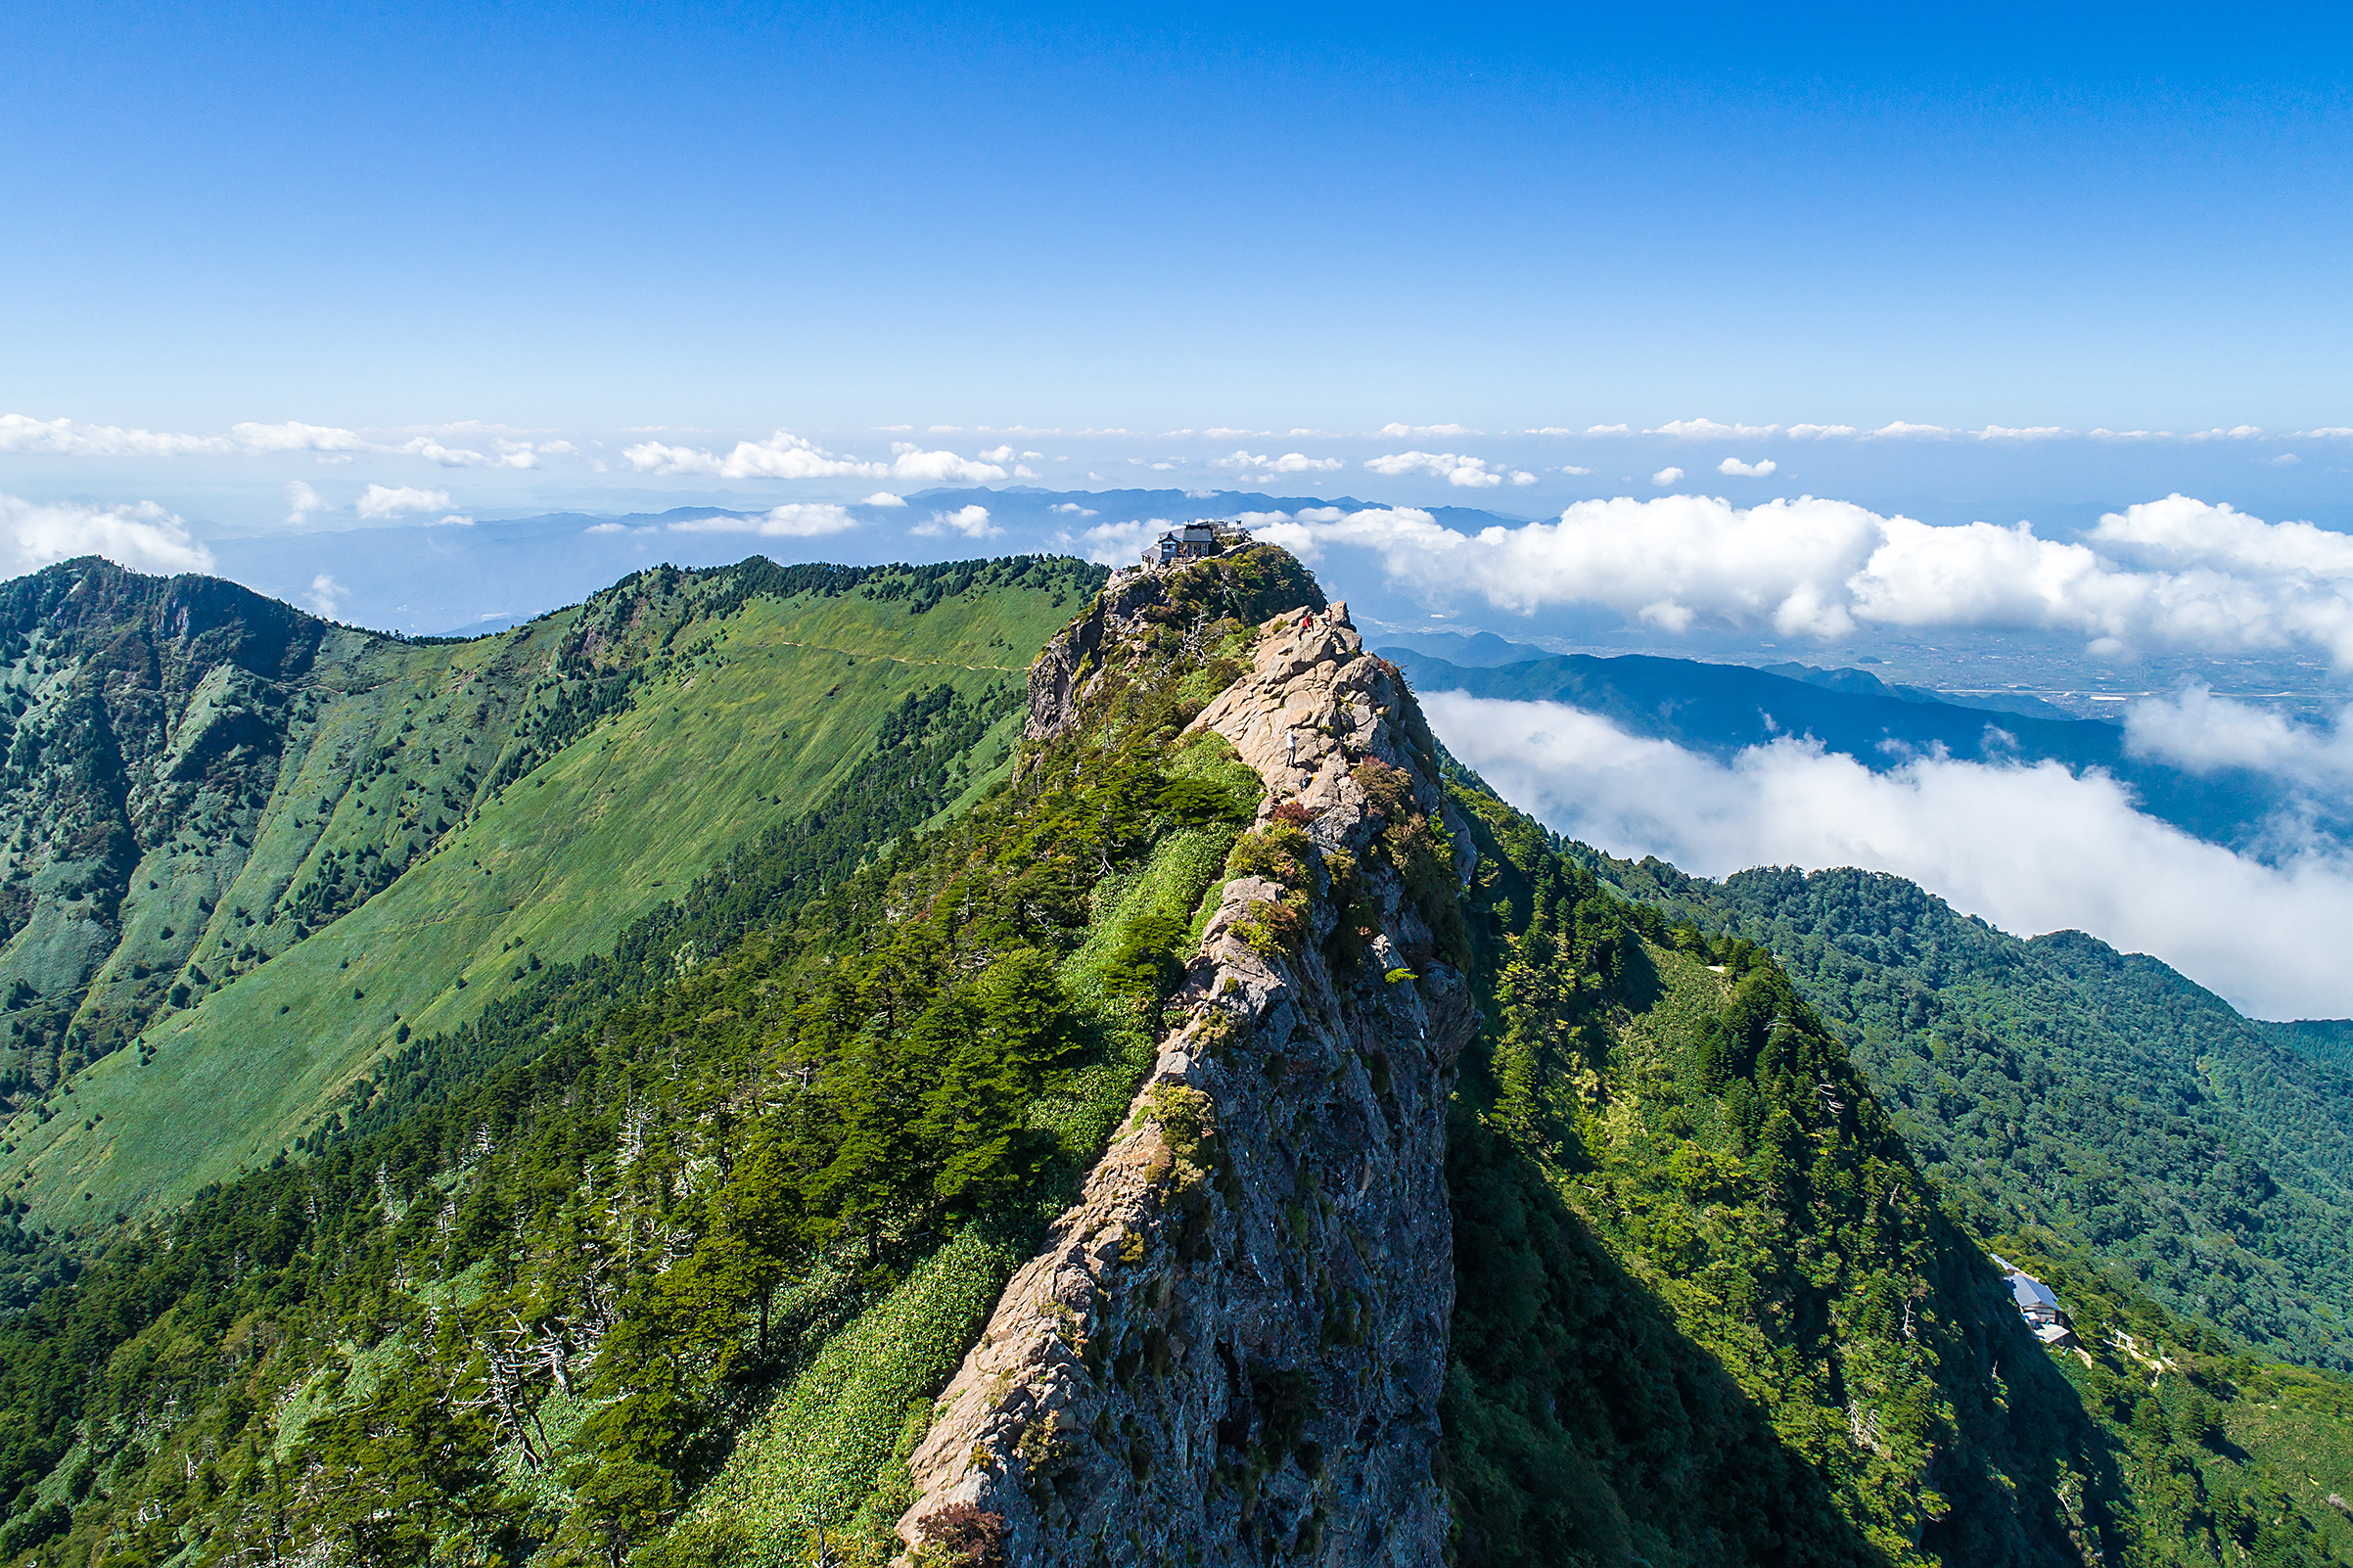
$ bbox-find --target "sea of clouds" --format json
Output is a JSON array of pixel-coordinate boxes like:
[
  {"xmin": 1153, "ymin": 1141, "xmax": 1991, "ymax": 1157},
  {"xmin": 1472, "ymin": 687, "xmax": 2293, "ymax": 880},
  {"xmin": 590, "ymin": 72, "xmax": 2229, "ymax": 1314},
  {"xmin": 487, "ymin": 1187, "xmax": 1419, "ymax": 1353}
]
[{"xmin": 1426, "ymin": 689, "xmax": 2353, "ymax": 1020}]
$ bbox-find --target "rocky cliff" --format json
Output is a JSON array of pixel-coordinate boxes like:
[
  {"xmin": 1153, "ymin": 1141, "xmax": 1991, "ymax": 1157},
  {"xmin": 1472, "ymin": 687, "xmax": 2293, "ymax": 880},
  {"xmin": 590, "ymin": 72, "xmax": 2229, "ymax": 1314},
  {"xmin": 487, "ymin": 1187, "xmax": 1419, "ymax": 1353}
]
[{"xmin": 899, "ymin": 579, "xmax": 1479, "ymax": 1566}]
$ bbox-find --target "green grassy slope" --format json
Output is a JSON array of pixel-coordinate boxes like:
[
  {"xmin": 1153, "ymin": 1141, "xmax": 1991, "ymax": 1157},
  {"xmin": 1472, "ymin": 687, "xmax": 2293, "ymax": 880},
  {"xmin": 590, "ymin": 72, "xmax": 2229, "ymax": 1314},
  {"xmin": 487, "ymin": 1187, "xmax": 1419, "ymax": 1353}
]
[
  {"xmin": 0, "ymin": 557, "xmax": 1099, "ymax": 1229},
  {"xmin": 0, "ymin": 546, "xmax": 1304, "ymax": 1568}
]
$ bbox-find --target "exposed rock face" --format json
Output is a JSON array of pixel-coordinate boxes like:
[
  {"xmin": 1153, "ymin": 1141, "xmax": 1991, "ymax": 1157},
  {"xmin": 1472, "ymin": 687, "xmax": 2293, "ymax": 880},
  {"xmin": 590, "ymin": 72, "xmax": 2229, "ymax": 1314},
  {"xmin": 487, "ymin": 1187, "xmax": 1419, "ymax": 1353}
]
[{"xmin": 900, "ymin": 593, "xmax": 1477, "ymax": 1566}]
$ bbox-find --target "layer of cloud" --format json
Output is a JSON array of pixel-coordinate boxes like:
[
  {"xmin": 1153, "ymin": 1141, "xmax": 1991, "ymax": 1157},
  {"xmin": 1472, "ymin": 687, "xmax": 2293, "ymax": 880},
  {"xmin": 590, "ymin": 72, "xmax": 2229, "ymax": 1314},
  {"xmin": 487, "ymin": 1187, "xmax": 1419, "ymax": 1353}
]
[
  {"xmin": 1212, "ymin": 450, "xmax": 1346, "ymax": 481},
  {"xmin": 0, "ymin": 493, "xmax": 214, "ymax": 576},
  {"xmin": 0, "ymin": 414, "xmax": 579, "ymax": 470},
  {"xmin": 1069, "ymin": 518, "xmax": 1167, "ymax": 565},
  {"xmin": 1364, "ymin": 451, "xmax": 1536, "ymax": 488},
  {"xmin": 623, "ymin": 431, "xmax": 887, "ymax": 481},
  {"xmin": 1249, "ymin": 493, "xmax": 2353, "ymax": 663},
  {"xmin": 284, "ymin": 481, "xmax": 328, "ymax": 527},
  {"xmin": 667, "ymin": 503, "xmax": 860, "ymax": 537},
  {"xmin": 0, "ymin": 415, "xmax": 371, "ymax": 458},
  {"xmin": 356, "ymin": 484, "xmax": 452, "ymax": 520},
  {"xmin": 1426, "ymin": 691, "xmax": 2353, "ymax": 1018},
  {"xmin": 2125, "ymin": 685, "xmax": 2353, "ymax": 791},
  {"xmin": 912, "ymin": 504, "xmax": 999, "ymax": 539}
]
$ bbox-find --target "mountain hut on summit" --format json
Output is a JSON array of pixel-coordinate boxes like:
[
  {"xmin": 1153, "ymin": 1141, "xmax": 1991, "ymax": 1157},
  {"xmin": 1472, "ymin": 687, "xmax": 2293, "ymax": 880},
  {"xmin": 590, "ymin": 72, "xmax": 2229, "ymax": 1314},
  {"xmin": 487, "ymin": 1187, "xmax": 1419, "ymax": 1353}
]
[{"xmin": 1143, "ymin": 520, "xmax": 1247, "ymax": 566}]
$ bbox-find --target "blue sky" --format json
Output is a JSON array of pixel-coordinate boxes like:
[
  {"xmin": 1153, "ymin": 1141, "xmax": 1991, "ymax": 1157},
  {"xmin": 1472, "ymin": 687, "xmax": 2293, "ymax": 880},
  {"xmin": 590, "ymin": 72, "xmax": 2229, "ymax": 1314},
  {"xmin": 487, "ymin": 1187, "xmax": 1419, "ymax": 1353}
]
[
  {"xmin": 9, "ymin": 0, "xmax": 2351, "ymax": 437},
  {"xmin": 16, "ymin": 3, "xmax": 2353, "ymax": 1009}
]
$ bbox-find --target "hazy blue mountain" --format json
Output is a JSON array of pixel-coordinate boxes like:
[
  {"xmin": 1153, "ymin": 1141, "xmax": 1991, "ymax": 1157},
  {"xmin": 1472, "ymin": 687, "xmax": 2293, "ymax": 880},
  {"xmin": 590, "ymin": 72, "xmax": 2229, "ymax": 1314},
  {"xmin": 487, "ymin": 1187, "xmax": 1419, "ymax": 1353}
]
[
  {"xmin": 1369, "ymin": 628, "xmax": 1557, "ymax": 667},
  {"xmin": 1758, "ymin": 659, "xmax": 2082, "ymax": 721},
  {"xmin": 1387, "ymin": 644, "xmax": 2300, "ymax": 850}
]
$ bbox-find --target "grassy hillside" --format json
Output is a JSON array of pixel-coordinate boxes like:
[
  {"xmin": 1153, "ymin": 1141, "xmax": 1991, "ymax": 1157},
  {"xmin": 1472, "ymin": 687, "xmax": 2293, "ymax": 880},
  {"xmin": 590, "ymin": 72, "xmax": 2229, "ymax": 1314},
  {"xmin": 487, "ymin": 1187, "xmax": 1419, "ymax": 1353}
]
[
  {"xmin": 0, "ymin": 545, "xmax": 1310, "ymax": 1568},
  {"xmin": 0, "ymin": 555, "xmax": 1101, "ymax": 1233}
]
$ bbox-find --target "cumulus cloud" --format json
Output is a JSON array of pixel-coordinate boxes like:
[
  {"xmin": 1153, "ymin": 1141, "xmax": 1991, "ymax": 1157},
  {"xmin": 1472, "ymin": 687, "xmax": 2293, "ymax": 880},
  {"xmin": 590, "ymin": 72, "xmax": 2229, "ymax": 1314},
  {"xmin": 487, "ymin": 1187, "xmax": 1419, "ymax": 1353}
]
[
  {"xmin": 1426, "ymin": 691, "xmax": 2353, "ymax": 1018},
  {"xmin": 0, "ymin": 492, "xmax": 214, "ymax": 575},
  {"xmin": 1718, "ymin": 457, "xmax": 1777, "ymax": 478},
  {"xmin": 1650, "ymin": 467, "xmax": 1684, "ymax": 486},
  {"xmin": 1245, "ymin": 493, "xmax": 2353, "ymax": 664},
  {"xmin": 1050, "ymin": 502, "xmax": 1099, "ymax": 518},
  {"xmin": 355, "ymin": 484, "xmax": 452, "ymax": 520},
  {"xmin": 1378, "ymin": 422, "xmax": 1479, "ymax": 438},
  {"xmin": 305, "ymin": 575, "xmax": 346, "ymax": 618},
  {"xmin": 1213, "ymin": 450, "xmax": 1346, "ymax": 480},
  {"xmin": 1074, "ymin": 519, "xmax": 1167, "ymax": 565},
  {"xmin": 623, "ymin": 431, "xmax": 887, "ymax": 481},
  {"xmin": 890, "ymin": 444, "xmax": 1009, "ymax": 484},
  {"xmin": 861, "ymin": 491, "xmax": 907, "ymax": 507},
  {"xmin": 584, "ymin": 522, "xmax": 627, "ymax": 534},
  {"xmin": 1364, "ymin": 451, "xmax": 1532, "ymax": 488},
  {"xmin": 912, "ymin": 504, "xmax": 999, "ymax": 539},
  {"xmin": 284, "ymin": 481, "xmax": 328, "ymax": 527},
  {"xmin": 668, "ymin": 503, "xmax": 860, "ymax": 537}
]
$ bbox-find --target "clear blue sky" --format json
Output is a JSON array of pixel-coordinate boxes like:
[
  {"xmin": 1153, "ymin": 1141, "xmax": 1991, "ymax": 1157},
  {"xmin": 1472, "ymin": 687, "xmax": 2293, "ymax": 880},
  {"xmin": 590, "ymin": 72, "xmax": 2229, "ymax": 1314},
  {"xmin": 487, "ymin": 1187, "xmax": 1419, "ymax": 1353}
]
[{"xmin": 9, "ymin": 0, "xmax": 2351, "ymax": 437}]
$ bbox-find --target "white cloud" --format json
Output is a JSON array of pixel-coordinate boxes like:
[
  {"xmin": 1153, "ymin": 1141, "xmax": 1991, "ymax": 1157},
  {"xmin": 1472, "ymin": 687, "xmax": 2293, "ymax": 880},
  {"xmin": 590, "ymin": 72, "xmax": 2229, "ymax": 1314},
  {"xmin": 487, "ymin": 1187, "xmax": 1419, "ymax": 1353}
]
[
  {"xmin": 1050, "ymin": 502, "xmax": 1099, "ymax": 517},
  {"xmin": 1586, "ymin": 424, "xmax": 1632, "ymax": 436},
  {"xmin": 355, "ymin": 484, "xmax": 452, "ymax": 520},
  {"xmin": 1378, "ymin": 422, "xmax": 1479, "ymax": 438},
  {"xmin": 1787, "ymin": 424, "xmax": 1858, "ymax": 438},
  {"xmin": 664, "ymin": 503, "xmax": 859, "ymax": 537},
  {"xmin": 1650, "ymin": 467, "xmax": 1684, "ymax": 486},
  {"xmin": 2273, "ymin": 453, "xmax": 2301, "ymax": 467},
  {"xmin": 427, "ymin": 514, "xmax": 475, "ymax": 528},
  {"xmin": 860, "ymin": 491, "xmax": 907, "ymax": 507},
  {"xmin": 585, "ymin": 522, "xmax": 627, "ymax": 534},
  {"xmin": 1426, "ymin": 691, "xmax": 2353, "ymax": 1018},
  {"xmin": 623, "ymin": 430, "xmax": 888, "ymax": 481},
  {"xmin": 305, "ymin": 574, "xmax": 346, "ymax": 618},
  {"xmin": 1365, "ymin": 451, "xmax": 1512, "ymax": 488},
  {"xmin": 2124, "ymin": 685, "xmax": 2353, "ymax": 792},
  {"xmin": 1213, "ymin": 450, "xmax": 1346, "ymax": 480},
  {"xmin": 912, "ymin": 504, "xmax": 1000, "ymax": 539},
  {"xmin": 978, "ymin": 445, "xmax": 1015, "ymax": 463},
  {"xmin": 890, "ymin": 445, "xmax": 1009, "ymax": 484},
  {"xmin": 1650, "ymin": 419, "xmax": 1781, "ymax": 439},
  {"xmin": 1076, "ymin": 518, "xmax": 1167, "ymax": 565},
  {"xmin": 1557, "ymin": 464, "xmax": 1593, "ymax": 476},
  {"xmin": 0, "ymin": 493, "xmax": 215, "ymax": 575},
  {"xmin": 1246, "ymin": 492, "xmax": 2353, "ymax": 664},
  {"xmin": 0, "ymin": 414, "xmax": 371, "ymax": 458},
  {"xmin": 284, "ymin": 481, "xmax": 328, "ymax": 527},
  {"xmin": 1718, "ymin": 457, "xmax": 1777, "ymax": 478}
]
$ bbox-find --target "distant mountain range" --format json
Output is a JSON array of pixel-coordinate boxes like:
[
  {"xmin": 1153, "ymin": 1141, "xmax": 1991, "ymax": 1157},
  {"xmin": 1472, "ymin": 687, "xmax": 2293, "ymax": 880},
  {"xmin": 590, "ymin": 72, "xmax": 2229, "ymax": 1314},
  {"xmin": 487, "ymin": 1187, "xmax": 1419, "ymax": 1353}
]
[{"xmin": 1380, "ymin": 637, "xmax": 2312, "ymax": 851}]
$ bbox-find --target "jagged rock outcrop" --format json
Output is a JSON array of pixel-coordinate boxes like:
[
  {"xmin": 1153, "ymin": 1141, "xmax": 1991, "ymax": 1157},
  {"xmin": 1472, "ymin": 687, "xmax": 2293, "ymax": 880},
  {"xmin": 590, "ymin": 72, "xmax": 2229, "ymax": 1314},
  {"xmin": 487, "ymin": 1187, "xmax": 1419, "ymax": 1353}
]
[{"xmin": 900, "ymin": 584, "xmax": 1478, "ymax": 1567}]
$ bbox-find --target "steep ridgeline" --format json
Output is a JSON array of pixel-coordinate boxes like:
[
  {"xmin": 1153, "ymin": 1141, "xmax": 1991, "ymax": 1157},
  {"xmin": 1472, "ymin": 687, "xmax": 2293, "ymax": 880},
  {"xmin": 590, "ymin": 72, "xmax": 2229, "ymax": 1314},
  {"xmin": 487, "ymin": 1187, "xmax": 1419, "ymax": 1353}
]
[
  {"xmin": 0, "ymin": 554, "xmax": 1100, "ymax": 1235},
  {"xmin": 1584, "ymin": 855, "xmax": 2353, "ymax": 1370},
  {"xmin": 895, "ymin": 592, "xmax": 1479, "ymax": 1564}
]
